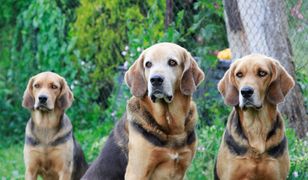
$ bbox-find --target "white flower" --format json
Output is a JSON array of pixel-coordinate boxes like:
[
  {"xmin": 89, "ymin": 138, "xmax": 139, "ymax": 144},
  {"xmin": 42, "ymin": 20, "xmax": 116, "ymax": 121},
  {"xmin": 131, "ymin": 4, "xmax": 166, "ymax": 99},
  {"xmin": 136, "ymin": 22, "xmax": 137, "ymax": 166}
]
[
  {"xmin": 111, "ymin": 111, "xmax": 116, "ymax": 117},
  {"xmin": 293, "ymin": 171, "xmax": 298, "ymax": 178},
  {"xmin": 197, "ymin": 146, "xmax": 205, "ymax": 151},
  {"xmin": 81, "ymin": 61, "xmax": 85, "ymax": 65},
  {"xmin": 137, "ymin": 47, "xmax": 142, "ymax": 52},
  {"xmin": 123, "ymin": 61, "xmax": 129, "ymax": 69},
  {"xmin": 121, "ymin": 51, "xmax": 127, "ymax": 56},
  {"xmin": 306, "ymin": 132, "xmax": 308, "ymax": 137},
  {"xmin": 125, "ymin": 45, "xmax": 129, "ymax": 51},
  {"xmin": 130, "ymin": 53, "xmax": 134, "ymax": 57}
]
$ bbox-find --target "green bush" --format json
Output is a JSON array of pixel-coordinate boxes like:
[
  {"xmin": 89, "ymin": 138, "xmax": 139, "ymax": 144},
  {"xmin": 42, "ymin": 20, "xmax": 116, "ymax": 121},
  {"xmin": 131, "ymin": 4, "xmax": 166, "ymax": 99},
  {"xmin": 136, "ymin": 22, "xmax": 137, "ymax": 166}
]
[
  {"xmin": 71, "ymin": 0, "xmax": 166, "ymax": 107},
  {"xmin": 187, "ymin": 122, "xmax": 225, "ymax": 179},
  {"xmin": 286, "ymin": 128, "xmax": 308, "ymax": 179}
]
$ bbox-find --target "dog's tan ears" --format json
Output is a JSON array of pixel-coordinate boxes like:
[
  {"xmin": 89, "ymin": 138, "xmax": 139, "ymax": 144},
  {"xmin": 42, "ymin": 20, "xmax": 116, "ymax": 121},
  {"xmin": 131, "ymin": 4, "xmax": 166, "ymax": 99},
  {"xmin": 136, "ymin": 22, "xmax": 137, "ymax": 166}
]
[
  {"xmin": 180, "ymin": 52, "xmax": 205, "ymax": 95},
  {"xmin": 22, "ymin": 77, "xmax": 35, "ymax": 109},
  {"xmin": 125, "ymin": 53, "xmax": 147, "ymax": 97},
  {"xmin": 218, "ymin": 65, "xmax": 239, "ymax": 106},
  {"xmin": 266, "ymin": 60, "xmax": 295, "ymax": 104},
  {"xmin": 57, "ymin": 78, "xmax": 74, "ymax": 110}
]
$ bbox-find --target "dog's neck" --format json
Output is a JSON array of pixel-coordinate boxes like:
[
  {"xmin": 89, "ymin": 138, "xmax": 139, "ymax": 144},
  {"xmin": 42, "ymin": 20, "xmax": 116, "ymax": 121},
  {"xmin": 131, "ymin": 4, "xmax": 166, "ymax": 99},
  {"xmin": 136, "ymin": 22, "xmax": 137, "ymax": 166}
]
[
  {"xmin": 31, "ymin": 109, "xmax": 63, "ymax": 130},
  {"xmin": 141, "ymin": 90, "xmax": 193, "ymax": 135},
  {"xmin": 29, "ymin": 110, "xmax": 72, "ymax": 145},
  {"xmin": 237, "ymin": 103, "xmax": 278, "ymax": 153}
]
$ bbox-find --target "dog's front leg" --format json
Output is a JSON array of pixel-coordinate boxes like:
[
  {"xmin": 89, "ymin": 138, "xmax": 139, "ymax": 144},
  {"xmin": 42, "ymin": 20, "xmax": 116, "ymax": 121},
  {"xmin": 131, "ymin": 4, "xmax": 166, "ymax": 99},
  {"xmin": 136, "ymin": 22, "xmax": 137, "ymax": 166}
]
[
  {"xmin": 25, "ymin": 167, "xmax": 38, "ymax": 180},
  {"xmin": 125, "ymin": 161, "xmax": 153, "ymax": 180},
  {"xmin": 125, "ymin": 149, "xmax": 154, "ymax": 180},
  {"xmin": 125, "ymin": 123, "xmax": 158, "ymax": 180},
  {"xmin": 55, "ymin": 159, "xmax": 73, "ymax": 180},
  {"xmin": 58, "ymin": 169, "xmax": 72, "ymax": 180}
]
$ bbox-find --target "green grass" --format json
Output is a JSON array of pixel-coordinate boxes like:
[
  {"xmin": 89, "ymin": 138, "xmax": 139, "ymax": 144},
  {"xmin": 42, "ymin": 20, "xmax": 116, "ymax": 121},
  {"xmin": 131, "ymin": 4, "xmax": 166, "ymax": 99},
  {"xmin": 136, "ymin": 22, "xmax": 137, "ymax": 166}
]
[
  {"xmin": 1, "ymin": 121, "xmax": 307, "ymax": 179},
  {"xmin": 0, "ymin": 143, "xmax": 24, "ymax": 179}
]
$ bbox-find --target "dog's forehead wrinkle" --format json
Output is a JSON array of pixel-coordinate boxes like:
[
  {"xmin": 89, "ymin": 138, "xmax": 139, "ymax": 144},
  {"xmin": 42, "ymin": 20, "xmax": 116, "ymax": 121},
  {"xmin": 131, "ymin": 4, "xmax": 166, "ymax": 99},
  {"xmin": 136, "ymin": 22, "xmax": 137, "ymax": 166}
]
[
  {"xmin": 145, "ymin": 48, "xmax": 182, "ymax": 61},
  {"xmin": 38, "ymin": 76, "xmax": 62, "ymax": 87},
  {"xmin": 239, "ymin": 57, "xmax": 271, "ymax": 70}
]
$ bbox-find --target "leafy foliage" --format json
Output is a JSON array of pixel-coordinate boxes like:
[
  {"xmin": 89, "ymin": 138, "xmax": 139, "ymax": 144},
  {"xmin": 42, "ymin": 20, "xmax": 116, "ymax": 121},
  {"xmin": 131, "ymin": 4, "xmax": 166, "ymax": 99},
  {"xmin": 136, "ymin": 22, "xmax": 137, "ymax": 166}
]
[
  {"xmin": 0, "ymin": 0, "xmax": 30, "ymax": 26},
  {"xmin": 71, "ymin": 0, "xmax": 163, "ymax": 107},
  {"xmin": 120, "ymin": 0, "xmax": 166, "ymax": 64}
]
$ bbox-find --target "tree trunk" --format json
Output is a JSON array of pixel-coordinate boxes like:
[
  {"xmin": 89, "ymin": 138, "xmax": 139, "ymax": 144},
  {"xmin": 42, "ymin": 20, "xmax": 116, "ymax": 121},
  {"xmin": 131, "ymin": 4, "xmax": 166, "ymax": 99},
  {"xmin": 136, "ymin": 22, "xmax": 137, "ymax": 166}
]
[
  {"xmin": 165, "ymin": 0, "xmax": 173, "ymax": 29},
  {"xmin": 223, "ymin": 0, "xmax": 308, "ymax": 138}
]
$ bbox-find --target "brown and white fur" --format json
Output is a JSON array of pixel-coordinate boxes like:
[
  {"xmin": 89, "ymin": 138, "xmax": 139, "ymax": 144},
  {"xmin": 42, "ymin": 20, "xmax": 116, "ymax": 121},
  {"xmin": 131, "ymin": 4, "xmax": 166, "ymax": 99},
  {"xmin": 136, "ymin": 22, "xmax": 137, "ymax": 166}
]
[
  {"xmin": 215, "ymin": 54, "xmax": 295, "ymax": 180},
  {"xmin": 22, "ymin": 72, "xmax": 88, "ymax": 180},
  {"xmin": 82, "ymin": 42, "xmax": 204, "ymax": 180}
]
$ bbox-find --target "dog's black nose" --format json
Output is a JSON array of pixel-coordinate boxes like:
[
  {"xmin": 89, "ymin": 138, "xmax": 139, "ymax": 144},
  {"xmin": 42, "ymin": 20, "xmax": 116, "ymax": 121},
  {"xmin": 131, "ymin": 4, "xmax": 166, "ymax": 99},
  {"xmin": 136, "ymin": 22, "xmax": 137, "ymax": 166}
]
[
  {"xmin": 150, "ymin": 75, "xmax": 164, "ymax": 87},
  {"xmin": 241, "ymin": 86, "xmax": 254, "ymax": 98},
  {"xmin": 38, "ymin": 95, "xmax": 48, "ymax": 103}
]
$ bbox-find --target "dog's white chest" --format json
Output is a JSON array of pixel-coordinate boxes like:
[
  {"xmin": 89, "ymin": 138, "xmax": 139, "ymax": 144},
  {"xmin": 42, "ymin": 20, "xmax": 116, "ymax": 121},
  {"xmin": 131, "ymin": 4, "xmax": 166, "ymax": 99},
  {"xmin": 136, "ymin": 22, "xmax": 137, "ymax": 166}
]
[{"xmin": 169, "ymin": 152, "xmax": 180, "ymax": 162}]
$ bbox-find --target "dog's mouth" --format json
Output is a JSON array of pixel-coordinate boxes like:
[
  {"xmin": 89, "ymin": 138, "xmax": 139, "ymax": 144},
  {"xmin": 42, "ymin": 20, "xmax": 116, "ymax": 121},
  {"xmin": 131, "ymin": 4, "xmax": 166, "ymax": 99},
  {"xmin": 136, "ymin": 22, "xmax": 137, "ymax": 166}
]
[
  {"xmin": 241, "ymin": 100, "xmax": 262, "ymax": 110},
  {"xmin": 150, "ymin": 90, "xmax": 173, "ymax": 103},
  {"xmin": 35, "ymin": 104, "xmax": 52, "ymax": 112}
]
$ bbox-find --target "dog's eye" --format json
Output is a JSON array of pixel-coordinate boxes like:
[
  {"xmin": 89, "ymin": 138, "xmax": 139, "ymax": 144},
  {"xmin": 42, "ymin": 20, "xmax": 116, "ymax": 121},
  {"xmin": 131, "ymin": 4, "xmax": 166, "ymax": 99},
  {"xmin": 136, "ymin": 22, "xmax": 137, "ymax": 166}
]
[
  {"xmin": 145, "ymin": 61, "xmax": 152, "ymax": 68},
  {"xmin": 258, "ymin": 71, "xmax": 267, "ymax": 77},
  {"xmin": 168, "ymin": 59, "xmax": 177, "ymax": 67},
  {"xmin": 51, "ymin": 85, "xmax": 58, "ymax": 89},
  {"xmin": 34, "ymin": 84, "xmax": 40, "ymax": 88},
  {"xmin": 236, "ymin": 72, "xmax": 243, "ymax": 78}
]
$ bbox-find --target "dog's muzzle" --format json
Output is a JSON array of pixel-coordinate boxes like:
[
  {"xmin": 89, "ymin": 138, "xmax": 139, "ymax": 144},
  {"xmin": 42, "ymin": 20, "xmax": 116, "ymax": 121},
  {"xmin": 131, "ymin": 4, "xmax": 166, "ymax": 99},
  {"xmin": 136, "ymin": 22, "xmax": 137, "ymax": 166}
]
[
  {"xmin": 149, "ymin": 75, "xmax": 173, "ymax": 103},
  {"xmin": 240, "ymin": 86, "xmax": 262, "ymax": 109},
  {"xmin": 36, "ymin": 95, "xmax": 51, "ymax": 111}
]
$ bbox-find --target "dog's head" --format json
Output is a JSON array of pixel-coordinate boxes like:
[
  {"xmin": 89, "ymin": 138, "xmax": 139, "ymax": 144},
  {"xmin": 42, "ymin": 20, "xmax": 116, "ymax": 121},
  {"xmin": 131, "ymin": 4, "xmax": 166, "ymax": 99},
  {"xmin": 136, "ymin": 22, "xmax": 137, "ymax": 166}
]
[
  {"xmin": 218, "ymin": 54, "xmax": 294, "ymax": 109},
  {"xmin": 22, "ymin": 72, "xmax": 73, "ymax": 112},
  {"xmin": 125, "ymin": 42, "xmax": 204, "ymax": 103}
]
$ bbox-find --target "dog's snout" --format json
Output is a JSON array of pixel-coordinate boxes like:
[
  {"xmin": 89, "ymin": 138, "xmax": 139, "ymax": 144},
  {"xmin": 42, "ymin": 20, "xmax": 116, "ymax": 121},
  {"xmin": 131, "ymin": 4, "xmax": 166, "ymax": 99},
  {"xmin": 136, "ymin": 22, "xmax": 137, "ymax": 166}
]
[
  {"xmin": 241, "ymin": 86, "xmax": 254, "ymax": 98},
  {"xmin": 38, "ymin": 95, "xmax": 48, "ymax": 103},
  {"xmin": 150, "ymin": 75, "xmax": 164, "ymax": 87}
]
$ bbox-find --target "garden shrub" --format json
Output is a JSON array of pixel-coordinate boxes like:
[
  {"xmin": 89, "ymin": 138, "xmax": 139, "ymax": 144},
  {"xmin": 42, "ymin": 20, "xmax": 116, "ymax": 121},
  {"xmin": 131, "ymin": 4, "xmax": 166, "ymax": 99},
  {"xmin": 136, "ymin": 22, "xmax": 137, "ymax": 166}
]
[{"xmin": 71, "ymin": 0, "xmax": 161, "ymax": 108}]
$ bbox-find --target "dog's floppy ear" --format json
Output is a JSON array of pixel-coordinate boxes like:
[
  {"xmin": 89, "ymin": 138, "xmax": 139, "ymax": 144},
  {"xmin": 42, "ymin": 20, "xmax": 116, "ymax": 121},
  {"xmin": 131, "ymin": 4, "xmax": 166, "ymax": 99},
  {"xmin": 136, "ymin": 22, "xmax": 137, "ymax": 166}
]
[
  {"xmin": 22, "ymin": 77, "xmax": 35, "ymax": 109},
  {"xmin": 218, "ymin": 63, "xmax": 239, "ymax": 106},
  {"xmin": 125, "ymin": 52, "xmax": 147, "ymax": 97},
  {"xmin": 180, "ymin": 51, "xmax": 205, "ymax": 95},
  {"xmin": 57, "ymin": 77, "xmax": 74, "ymax": 110},
  {"xmin": 266, "ymin": 60, "xmax": 295, "ymax": 104}
]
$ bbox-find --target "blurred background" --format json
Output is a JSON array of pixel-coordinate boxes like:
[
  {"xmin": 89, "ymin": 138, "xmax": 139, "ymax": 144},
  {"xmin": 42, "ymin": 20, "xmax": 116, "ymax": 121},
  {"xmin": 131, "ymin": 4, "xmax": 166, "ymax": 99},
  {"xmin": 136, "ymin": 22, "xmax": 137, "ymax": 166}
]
[{"xmin": 0, "ymin": 0, "xmax": 307, "ymax": 179}]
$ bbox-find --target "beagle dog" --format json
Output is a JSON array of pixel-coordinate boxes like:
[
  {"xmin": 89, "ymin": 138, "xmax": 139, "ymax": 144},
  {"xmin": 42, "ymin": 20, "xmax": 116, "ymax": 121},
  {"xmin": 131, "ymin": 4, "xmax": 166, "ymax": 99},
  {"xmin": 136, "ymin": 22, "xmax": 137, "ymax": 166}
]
[
  {"xmin": 22, "ymin": 72, "xmax": 88, "ymax": 180},
  {"xmin": 215, "ymin": 54, "xmax": 294, "ymax": 180},
  {"xmin": 82, "ymin": 42, "xmax": 204, "ymax": 180}
]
